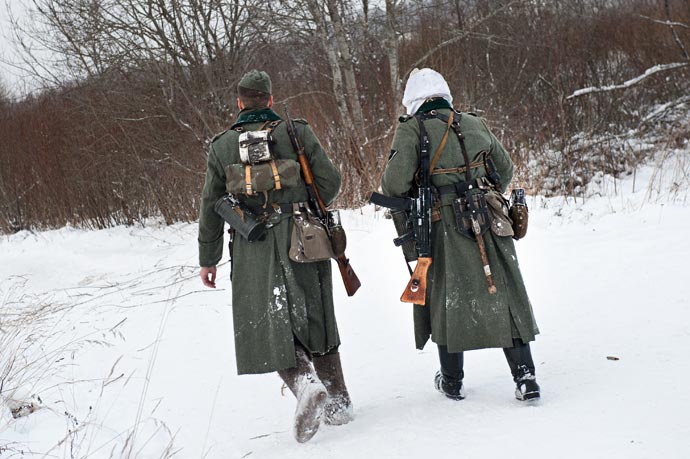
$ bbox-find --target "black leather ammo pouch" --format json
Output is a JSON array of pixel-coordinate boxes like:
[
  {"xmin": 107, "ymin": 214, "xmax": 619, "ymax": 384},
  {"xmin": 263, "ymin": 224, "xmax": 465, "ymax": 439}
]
[{"xmin": 451, "ymin": 189, "xmax": 491, "ymax": 240}]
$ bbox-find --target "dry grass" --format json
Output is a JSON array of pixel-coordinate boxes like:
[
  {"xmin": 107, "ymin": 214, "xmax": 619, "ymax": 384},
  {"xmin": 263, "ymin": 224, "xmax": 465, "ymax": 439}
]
[{"xmin": 0, "ymin": 277, "xmax": 180, "ymax": 458}]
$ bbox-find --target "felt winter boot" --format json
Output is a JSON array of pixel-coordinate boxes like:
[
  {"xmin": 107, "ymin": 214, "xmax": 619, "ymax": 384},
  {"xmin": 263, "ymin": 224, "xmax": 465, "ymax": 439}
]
[
  {"xmin": 278, "ymin": 347, "xmax": 328, "ymax": 443},
  {"xmin": 313, "ymin": 352, "xmax": 354, "ymax": 425},
  {"xmin": 503, "ymin": 339, "xmax": 540, "ymax": 401}
]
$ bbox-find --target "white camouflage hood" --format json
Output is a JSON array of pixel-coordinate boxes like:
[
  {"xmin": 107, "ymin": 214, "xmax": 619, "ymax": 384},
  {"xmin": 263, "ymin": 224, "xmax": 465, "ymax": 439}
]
[{"xmin": 402, "ymin": 68, "xmax": 453, "ymax": 115}]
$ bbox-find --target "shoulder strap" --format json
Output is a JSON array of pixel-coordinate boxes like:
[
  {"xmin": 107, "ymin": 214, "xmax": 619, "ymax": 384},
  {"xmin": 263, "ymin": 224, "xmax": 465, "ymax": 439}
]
[
  {"xmin": 415, "ymin": 114, "xmax": 431, "ymax": 189},
  {"xmin": 430, "ymin": 111, "xmax": 454, "ymax": 172},
  {"xmin": 448, "ymin": 112, "xmax": 472, "ymax": 182}
]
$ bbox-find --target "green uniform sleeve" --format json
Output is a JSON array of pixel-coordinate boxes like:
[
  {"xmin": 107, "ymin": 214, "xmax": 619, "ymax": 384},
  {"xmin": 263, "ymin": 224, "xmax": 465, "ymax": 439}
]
[
  {"xmin": 301, "ymin": 123, "xmax": 341, "ymax": 205},
  {"xmin": 198, "ymin": 145, "xmax": 226, "ymax": 267},
  {"xmin": 381, "ymin": 120, "xmax": 419, "ymax": 197},
  {"xmin": 488, "ymin": 131, "xmax": 514, "ymax": 193}
]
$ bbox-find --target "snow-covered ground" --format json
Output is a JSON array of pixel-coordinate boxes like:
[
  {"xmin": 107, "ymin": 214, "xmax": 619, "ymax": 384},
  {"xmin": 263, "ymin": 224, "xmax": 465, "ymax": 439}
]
[{"xmin": 1, "ymin": 153, "xmax": 689, "ymax": 458}]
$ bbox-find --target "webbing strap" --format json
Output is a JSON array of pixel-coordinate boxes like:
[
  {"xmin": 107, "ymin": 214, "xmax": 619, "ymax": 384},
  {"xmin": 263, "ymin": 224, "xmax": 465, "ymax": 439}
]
[
  {"xmin": 431, "ymin": 159, "xmax": 484, "ymax": 176},
  {"xmin": 430, "ymin": 111, "xmax": 454, "ymax": 172},
  {"xmin": 244, "ymin": 165, "xmax": 253, "ymax": 195},
  {"xmin": 269, "ymin": 160, "xmax": 282, "ymax": 190}
]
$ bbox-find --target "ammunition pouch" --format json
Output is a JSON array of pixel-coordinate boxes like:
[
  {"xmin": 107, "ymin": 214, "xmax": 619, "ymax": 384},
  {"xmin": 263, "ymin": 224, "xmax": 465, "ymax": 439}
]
[
  {"xmin": 437, "ymin": 178, "xmax": 515, "ymax": 239},
  {"xmin": 225, "ymin": 159, "xmax": 301, "ymax": 196},
  {"xmin": 451, "ymin": 189, "xmax": 490, "ymax": 240},
  {"xmin": 289, "ymin": 204, "xmax": 335, "ymax": 263}
]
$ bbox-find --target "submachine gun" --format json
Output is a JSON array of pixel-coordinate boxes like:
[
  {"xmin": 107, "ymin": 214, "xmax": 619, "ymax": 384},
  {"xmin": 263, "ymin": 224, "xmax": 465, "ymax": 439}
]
[
  {"xmin": 284, "ymin": 104, "xmax": 361, "ymax": 297},
  {"xmin": 369, "ymin": 114, "xmax": 434, "ymax": 305}
]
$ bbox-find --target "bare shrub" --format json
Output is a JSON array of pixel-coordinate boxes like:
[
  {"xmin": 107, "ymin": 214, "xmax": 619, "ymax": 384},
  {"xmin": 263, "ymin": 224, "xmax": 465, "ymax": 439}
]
[{"xmin": 2, "ymin": 0, "xmax": 690, "ymax": 233}]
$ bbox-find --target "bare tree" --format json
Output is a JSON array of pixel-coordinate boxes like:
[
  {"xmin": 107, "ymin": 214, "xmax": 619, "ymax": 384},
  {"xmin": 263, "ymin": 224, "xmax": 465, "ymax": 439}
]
[{"xmin": 19, "ymin": 0, "xmax": 268, "ymax": 138}]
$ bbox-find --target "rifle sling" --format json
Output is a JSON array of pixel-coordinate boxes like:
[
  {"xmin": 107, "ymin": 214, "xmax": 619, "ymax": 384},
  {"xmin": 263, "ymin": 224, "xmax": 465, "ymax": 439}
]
[{"xmin": 416, "ymin": 114, "xmax": 431, "ymax": 184}]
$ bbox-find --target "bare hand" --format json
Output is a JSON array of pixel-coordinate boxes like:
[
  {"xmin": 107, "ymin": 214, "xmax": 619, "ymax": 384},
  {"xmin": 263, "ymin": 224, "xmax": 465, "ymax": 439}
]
[{"xmin": 200, "ymin": 266, "xmax": 217, "ymax": 288}]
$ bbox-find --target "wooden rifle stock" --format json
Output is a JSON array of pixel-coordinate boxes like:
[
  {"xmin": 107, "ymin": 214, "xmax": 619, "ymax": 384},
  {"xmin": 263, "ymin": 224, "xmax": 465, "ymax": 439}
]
[
  {"xmin": 336, "ymin": 255, "xmax": 361, "ymax": 297},
  {"xmin": 400, "ymin": 257, "xmax": 432, "ymax": 304},
  {"xmin": 284, "ymin": 104, "xmax": 361, "ymax": 297}
]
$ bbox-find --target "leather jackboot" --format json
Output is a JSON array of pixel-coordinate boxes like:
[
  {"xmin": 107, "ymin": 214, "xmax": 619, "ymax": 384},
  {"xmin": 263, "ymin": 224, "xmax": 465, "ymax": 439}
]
[{"xmin": 312, "ymin": 352, "xmax": 354, "ymax": 425}]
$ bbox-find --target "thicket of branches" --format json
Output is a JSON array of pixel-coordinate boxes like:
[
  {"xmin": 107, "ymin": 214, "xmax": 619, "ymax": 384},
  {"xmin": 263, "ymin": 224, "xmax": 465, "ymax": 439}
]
[{"xmin": 1, "ymin": 0, "xmax": 689, "ymax": 233}]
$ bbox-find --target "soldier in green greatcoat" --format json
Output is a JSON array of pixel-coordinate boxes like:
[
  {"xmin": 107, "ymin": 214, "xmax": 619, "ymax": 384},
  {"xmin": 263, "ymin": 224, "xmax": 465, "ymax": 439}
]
[
  {"xmin": 380, "ymin": 68, "xmax": 541, "ymax": 401},
  {"xmin": 198, "ymin": 70, "xmax": 353, "ymax": 442}
]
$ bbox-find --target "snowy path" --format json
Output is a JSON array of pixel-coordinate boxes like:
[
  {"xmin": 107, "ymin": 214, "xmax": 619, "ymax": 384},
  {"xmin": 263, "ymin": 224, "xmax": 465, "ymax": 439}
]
[{"xmin": 1, "ymin": 168, "xmax": 689, "ymax": 458}]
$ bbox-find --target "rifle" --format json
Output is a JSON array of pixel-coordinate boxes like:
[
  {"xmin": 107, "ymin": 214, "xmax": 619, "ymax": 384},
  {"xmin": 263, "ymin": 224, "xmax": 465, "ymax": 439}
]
[
  {"xmin": 369, "ymin": 113, "xmax": 433, "ymax": 305},
  {"xmin": 283, "ymin": 104, "xmax": 361, "ymax": 297}
]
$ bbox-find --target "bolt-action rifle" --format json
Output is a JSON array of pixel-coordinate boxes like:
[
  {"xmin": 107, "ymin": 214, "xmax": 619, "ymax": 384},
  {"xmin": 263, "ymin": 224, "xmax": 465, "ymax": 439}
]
[{"xmin": 283, "ymin": 104, "xmax": 361, "ymax": 297}]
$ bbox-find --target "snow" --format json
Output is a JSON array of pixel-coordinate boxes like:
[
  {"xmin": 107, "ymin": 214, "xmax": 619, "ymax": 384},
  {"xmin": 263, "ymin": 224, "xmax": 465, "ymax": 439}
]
[
  {"xmin": 567, "ymin": 62, "xmax": 690, "ymax": 99},
  {"xmin": 1, "ymin": 155, "xmax": 690, "ymax": 458}
]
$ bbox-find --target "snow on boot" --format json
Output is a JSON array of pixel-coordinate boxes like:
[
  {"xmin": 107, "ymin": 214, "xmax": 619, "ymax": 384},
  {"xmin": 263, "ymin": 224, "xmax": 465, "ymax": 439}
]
[
  {"xmin": 293, "ymin": 373, "xmax": 328, "ymax": 443},
  {"xmin": 514, "ymin": 365, "xmax": 540, "ymax": 401},
  {"xmin": 278, "ymin": 347, "xmax": 329, "ymax": 443},
  {"xmin": 313, "ymin": 353, "xmax": 354, "ymax": 425},
  {"xmin": 434, "ymin": 370, "xmax": 465, "ymax": 400}
]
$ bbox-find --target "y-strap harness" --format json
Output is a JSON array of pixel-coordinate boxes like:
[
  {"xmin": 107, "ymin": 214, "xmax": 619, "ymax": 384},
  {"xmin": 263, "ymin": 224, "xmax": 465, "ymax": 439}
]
[{"xmin": 421, "ymin": 109, "xmax": 502, "ymax": 197}]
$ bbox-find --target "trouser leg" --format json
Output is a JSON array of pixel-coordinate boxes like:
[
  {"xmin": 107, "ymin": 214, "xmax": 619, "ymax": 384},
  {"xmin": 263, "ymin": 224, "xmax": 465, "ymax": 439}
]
[
  {"xmin": 437, "ymin": 344, "xmax": 464, "ymax": 381},
  {"xmin": 502, "ymin": 338, "xmax": 535, "ymax": 381}
]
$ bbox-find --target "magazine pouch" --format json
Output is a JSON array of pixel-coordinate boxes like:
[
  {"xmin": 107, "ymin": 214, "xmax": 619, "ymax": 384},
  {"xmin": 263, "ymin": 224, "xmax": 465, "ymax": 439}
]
[{"xmin": 451, "ymin": 189, "xmax": 491, "ymax": 240}]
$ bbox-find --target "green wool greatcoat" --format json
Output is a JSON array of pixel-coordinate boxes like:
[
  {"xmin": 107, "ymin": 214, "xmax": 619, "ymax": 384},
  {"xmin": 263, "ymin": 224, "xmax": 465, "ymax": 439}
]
[
  {"xmin": 381, "ymin": 102, "xmax": 539, "ymax": 353},
  {"xmin": 198, "ymin": 108, "xmax": 342, "ymax": 375}
]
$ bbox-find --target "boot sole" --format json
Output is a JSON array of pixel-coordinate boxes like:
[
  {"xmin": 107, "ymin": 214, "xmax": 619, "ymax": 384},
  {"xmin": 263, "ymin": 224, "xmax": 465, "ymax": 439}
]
[
  {"xmin": 295, "ymin": 387, "xmax": 328, "ymax": 443},
  {"xmin": 515, "ymin": 390, "xmax": 540, "ymax": 401}
]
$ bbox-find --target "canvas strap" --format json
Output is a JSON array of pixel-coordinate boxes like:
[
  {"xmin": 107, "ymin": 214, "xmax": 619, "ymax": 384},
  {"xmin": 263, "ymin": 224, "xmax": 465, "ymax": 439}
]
[
  {"xmin": 269, "ymin": 160, "xmax": 282, "ymax": 190},
  {"xmin": 430, "ymin": 111, "xmax": 454, "ymax": 172},
  {"xmin": 244, "ymin": 165, "xmax": 253, "ymax": 195},
  {"xmin": 431, "ymin": 159, "xmax": 484, "ymax": 176}
]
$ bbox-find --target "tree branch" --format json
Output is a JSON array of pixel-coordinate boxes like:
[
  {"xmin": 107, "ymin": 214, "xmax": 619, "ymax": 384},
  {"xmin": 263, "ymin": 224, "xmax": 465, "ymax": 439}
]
[
  {"xmin": 566, "ymin": 62, "xmax": 690, "ymax": 100},
  {"xmin": 404, "ymin": 0, "xmax": 524, "ymax": 77}
]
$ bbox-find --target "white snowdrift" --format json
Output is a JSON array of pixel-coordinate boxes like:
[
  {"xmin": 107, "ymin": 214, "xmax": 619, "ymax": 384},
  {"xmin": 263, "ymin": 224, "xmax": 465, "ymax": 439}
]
[{"xmin": 1, "ymin": 152, "xmax": 689, "ymax": 458}]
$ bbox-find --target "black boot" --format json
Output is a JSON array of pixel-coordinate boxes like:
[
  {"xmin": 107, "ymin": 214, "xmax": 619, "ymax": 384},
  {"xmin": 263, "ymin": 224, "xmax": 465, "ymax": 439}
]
[
  {"xmin": 503, "ymin": 339, "xmax": 540, "ymax": 401},
  {"xmin": 514, "ymin": 365, "xmax": 540, "ymax": 401},
  {"xmin": 435, "ymin": 345, "xmax": 465, "ymax": 400},
  {"xmin": 277, "ymin": 346, "xmax": 328, "ymax": 443},
  {"xmin": 313, "ymin": 352, "xmax": 354, "ymax": 425}
]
